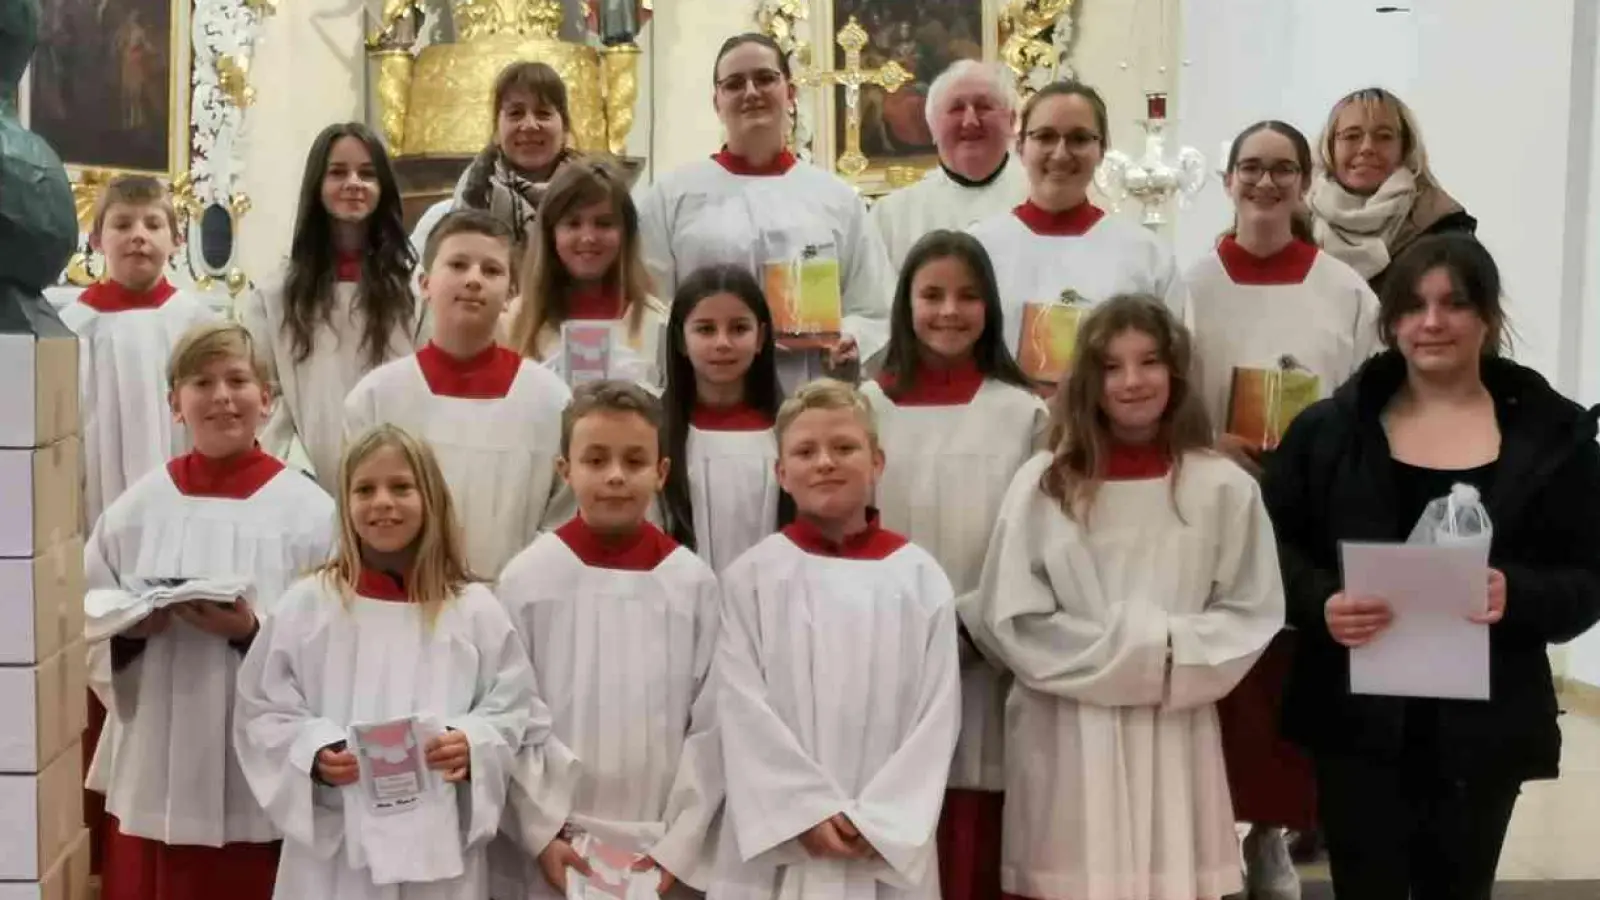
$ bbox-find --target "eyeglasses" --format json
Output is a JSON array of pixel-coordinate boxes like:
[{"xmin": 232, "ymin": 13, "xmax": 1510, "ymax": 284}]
[
  {"xmin": 1024, "ymin": 128, "xmax": 1102, "ymax": 153},
  {"xmin": 716, "ymin": 68, "xmax": 784, "ymax": 93},
  {"xmin": 1334, "ymin": 127, "xmax": 1400, "ymax": 148},
  {"xmin": 1233, "ymin": 160, "xmax": 1304, "ymax": 185}
]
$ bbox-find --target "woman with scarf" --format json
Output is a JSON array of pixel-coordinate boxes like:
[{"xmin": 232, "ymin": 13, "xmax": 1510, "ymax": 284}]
[{"xmin": 1307, "ymin": 87, "xmax": 1477, "ymax": 295}]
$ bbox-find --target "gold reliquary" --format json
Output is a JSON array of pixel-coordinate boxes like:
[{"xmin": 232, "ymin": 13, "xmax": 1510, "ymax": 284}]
[
  {"xmin": 1225, "ymin": 354, "xmax": 1321, "ymax": 452},
  {"xmin": 367, "ymin": 0, "xmax": 643, "ymax": 161}
]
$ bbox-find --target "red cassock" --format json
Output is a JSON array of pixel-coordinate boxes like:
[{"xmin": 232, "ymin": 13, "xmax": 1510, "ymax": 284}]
[
  {"xmin": 1215, "ymin": 631, "xmax": 1318, "ymax": 830},
  {"xmin": 938, "ymin": 789, "xmax": 1004, "ymax": 900},
  {"xmin": 101, "ymin": 816, "xmax": 280, "ymax": 900}
]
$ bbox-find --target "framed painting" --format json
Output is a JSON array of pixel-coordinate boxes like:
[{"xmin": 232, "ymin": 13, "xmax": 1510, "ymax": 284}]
[{"xmin": 25, "ymin": 0, "xmax": 191, "ymax": 180}]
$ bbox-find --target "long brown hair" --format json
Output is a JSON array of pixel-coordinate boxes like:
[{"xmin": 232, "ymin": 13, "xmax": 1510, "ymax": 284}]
[
  {"xmin": 1040, "ymin": 294, "xmax": 1212, "ymax": 523},
  {"xmin": 510, "ymin": 158, "xmax": 653, "ymax": 360},
  {"xmin": 318, "ymin": 425, "xmax": 476, "ymax": 626}
]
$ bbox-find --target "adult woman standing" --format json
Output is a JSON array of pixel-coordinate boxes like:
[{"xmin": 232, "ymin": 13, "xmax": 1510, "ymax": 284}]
[
  {"xmin": 969, "ymin": 81, "xmax": 1185, "ymax": 386},
  {"xmin": 1261, "ymin": 234, "xmax": 1600, "ymax": 899},
  {"xmin": 1307, "ymin": 87, "xmax": 1476, "ymax": 295},
  {"xmin": 635, "ymin": 32, "xmax": 893, "ymax": 391}
]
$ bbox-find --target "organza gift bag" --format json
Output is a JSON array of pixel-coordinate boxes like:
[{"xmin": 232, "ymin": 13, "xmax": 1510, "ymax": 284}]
[{"xmin": 1406, "ymin": 483, "xmax": 1493, "ymax": 551}]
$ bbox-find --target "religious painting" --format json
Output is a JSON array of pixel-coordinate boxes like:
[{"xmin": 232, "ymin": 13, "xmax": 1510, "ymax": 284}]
[{"xmin": 26, "ymin": 0, "xmax": 190, "ymax": 177}]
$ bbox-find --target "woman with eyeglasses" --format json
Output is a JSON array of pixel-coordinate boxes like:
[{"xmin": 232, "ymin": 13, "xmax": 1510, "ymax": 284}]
[
  {"xmin": 1307, "ymin": 87, "xmax": 1477, "ymax": 295},
  {"xmin": 1184, "ymin": 119, "xmax": 1381, "ymax": 900},
  {"xmin": 968, "ymin": 81, "xmax": 1186, "ymax": 389},
  {"xmin": 635, "ymin": 32, "xmax": 894, "ymax": 393}
]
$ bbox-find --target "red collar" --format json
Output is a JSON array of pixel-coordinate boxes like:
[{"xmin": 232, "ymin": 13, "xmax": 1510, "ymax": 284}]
[
  {"xmin": 1013, "ymin": 200, "xmax": 1106, "ymax": 237},
  {"xmin": 79, "ymin": 278, "xmax": 177, "ymax": 313},
  {"xmin": 1103, "ymin": 442, "xmax": 1173, "ymax": 480},
  {"xmin": 416, "ymin": 341, "xmax": 521, "ymax": 399},
  {"xmin": 877, "ymin": 359, "xmax": 984, "ymax": 406},
  {"xmin": 1217, "ymin": 236, "xmax": 1319, "ymax": 286},
  {"xmin": 166, "ymin": 445, "xmax": 284, "ymax": 499},
  {"xmin": 712, "ymin": 145, "xmax": 798, "ymax": 177},
  {"xmin": 355, "ymin": 567, "xmax": 409, "ymax": 602},
  {"xmin": 568, "ymin": 284, "xmax": 625, "ymax": 321},
  {"xmin": 781, "ymin": 509, "xmax": 907, "ymax": 560},
  {"xmin": 691, "ymin": 402, "xmax": 774, "ymax": 431},
  {"xmin": 555, "ymin": 516, "xmax": 679, "ymax": 571},
  {"xmin": 335, "ymin": 251, "xmax": 361, "ymax": 283}
]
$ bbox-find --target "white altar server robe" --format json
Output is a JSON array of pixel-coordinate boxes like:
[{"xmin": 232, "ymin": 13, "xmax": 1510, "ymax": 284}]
[{"xmin": 868, "ymin": 158, "xmax": 1028, "ymax": 271}]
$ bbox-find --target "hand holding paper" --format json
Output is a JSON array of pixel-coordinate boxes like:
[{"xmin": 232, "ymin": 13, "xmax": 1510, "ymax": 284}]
[
  {"xmin": 826, "ymin": 334, "xmax": 859, "ymax": 368},
  {"xmin": 1471, "ymin": 568, "xmax": 1507, "ymax": 625},
  {"xmin": 630, "ymin": 856, "xmax": 675, "ymax": 895},
  {"xmin": 122, "ymin": 607, "xmax": 173, "ymax": 639},
  {"xmin": 316, "ymin": 745, "xmax": 360, "ymax": 786},
  {"xmin": 172, "ymin": 594, "xmax": 257, "ymax": 640},
  {"xmin": 1324, "ymin": 591, "xmax": 1395, "ymax": 648},
  {"xmin": 425, "ymin": 730, "xmax": 471, "ymax": 782}
]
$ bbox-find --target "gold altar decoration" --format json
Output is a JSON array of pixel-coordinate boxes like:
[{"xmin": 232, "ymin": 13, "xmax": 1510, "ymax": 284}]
[
  {"xmin": 999, "ymin": 0, "xmax": 1077, "ymax": 100},
  {"xmin": 368, "ymin": 0, "xmax": 641, "ymax": 159},
  {"xmin": 792, "ymin": 17, "xmax": 913, "ymax": 180}
]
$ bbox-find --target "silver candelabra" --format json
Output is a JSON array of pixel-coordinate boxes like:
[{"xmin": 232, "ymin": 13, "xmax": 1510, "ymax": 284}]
[{"xmin": 1095, "ymin": 92, "xmax": 1208, "ymax": 230}]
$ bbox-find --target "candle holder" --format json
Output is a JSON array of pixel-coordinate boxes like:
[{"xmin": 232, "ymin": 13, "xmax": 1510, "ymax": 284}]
[{"xmin": 1095, "ymin": 92, "xmax": 1207, "ymax": 230}]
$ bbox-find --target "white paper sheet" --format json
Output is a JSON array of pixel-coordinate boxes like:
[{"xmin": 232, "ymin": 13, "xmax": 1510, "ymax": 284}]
[{"xmin": 1341, "ymin": 541, "xmax": 1491, "ymax": 701}]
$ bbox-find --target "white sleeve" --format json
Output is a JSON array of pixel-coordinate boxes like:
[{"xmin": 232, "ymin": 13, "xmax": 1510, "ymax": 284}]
[
  {"xmin": 1164, "ymin": 478, "xmax": 1285, "ymax": 711},
  {"xmin": 232, "ymin": 589, "xmax": 349, "ymax": 858},
  {"xmin": 1351, "ymin": 279, "xmax": 1383, "ymax": 364},
  {"xmin": 240, "ymin": 289, "xmax": 297, "ymax": 462},
  {"xmin": 636, "ymin": 180, "xmax": 679, "ymax": 299},
  {"xmin": 342, "ymin": 375, "xmax": 379, "ymax": 445},
  {"xmin": 647, "ymin": 567, "xmax": 725, "ymax": 889},
  {"xmin": 848, "ymin": 565, "xmax": 961, "ymax": 888},
  {"xmin": 717, "ymin": 566, "xmax": 850, "ymax": 862},
  {"xmin": 839, "ymin": 197, "xmax": 894, "ymax": 363}
]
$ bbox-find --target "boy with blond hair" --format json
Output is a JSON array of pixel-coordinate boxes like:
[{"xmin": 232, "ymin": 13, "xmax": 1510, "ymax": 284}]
[{"xmin": 711, "ymin": 378, "xmax": 960, "ymax": 900}]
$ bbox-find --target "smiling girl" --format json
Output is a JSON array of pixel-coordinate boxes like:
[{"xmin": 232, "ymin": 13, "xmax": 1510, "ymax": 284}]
[
  {"xmin": 860, "ymin": 230, "xmax": 1043, "ymax": 900},
  {"xmin": 658, "ymin": 264, "xmax": 788, "ymax": 571},
  {"xmin": 508, "ymin": 159, "xmax": 667, "ymax": 387},
  {"xmin": 85, "ymin": 322, "xmax": 335, "ymax": 900},
  {"xmin": 235, "ymin": 424, "xmax": 547, "ymax": 900},
  {"xmin": 244, "ymin": 122, "xmax": 425, "ymax": 494},
  {"xmin": 962, "ymin": 295, "xmax": 1284, "ymax": 900}
]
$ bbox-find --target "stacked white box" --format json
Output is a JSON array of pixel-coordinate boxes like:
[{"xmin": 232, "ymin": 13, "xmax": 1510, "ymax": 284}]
[{"xmin": 0, "ymin": 308, "xmax": 92, "ymax": 900}]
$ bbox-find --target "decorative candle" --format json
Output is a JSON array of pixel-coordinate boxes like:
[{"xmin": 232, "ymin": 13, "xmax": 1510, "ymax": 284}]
[{"xmin": 1146, "ymin": 92, "xmax": 1168, "ymax": 120}]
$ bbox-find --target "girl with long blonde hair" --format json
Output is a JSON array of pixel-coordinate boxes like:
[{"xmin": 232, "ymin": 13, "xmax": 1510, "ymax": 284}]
[
  {"xmin": 507, "ymin": 158, "xmax": 667, "ymax": 387},
  {"xmin": 234, "ymin": 424, "xmax": 556, "ymax": 900},
  {"xmin": 963, "ymin": 295, "xmax": 1285, "ymax": 900}
]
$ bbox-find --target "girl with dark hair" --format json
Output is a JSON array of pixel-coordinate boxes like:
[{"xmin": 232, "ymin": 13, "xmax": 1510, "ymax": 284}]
[
  {"xmin": 963, "ymin": 294, "xmax": 1284, "ymax": 900},
  {"xmin": 1262, "ymin": 233, "xmax": 1600, "ymax": 900},
  {"xmin": 657, "ymin": 263, "xmax": 790, "ymax": 570},
  {"xmin": 243, "ymin": 121, "xmax": 425, "ymax": 494},
  {"xmin": 507, "ymin": 158, "xmax": 667, "ymax": 386},
  {"xmin": 636, "ymin": 32, "xmax": 894, "ymax": 394},
  {"xmin": 1185, "ymin": 118, "xmax": 1379, "ymax": 900},
  {"xmin": 410, "ymin": 61, "xmax": 579, "ymax": 253},
  {"xmin": 969, "ymin": 81, "xmax": 1186, "ymax": 388},
  {"xmin": 860, "ymin": 229, "xmax": 1043, "ymax": 900}
]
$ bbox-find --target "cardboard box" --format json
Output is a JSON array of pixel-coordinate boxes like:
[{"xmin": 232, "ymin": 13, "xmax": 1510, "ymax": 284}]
[
  {"xmin": 0, "ymin": 740, "xmax": 84, "ymax": 881},
  {"xmin": 0, "ymin": 828, "xmax": 91, "ymax": 900},
  {"xmin": 0, "ymin": 438, "xmax": 80, "ymax": 560},
  {"xmin": 0, "ymin": 641, "xmax": 89, "ymax": 773},
  {"xmin": 0, "ymin": 537, "xmax": 86, "ymax": 665},
  {"xmin": 0, "ymin": 300, "xmax": 79, "ymax": 450}
]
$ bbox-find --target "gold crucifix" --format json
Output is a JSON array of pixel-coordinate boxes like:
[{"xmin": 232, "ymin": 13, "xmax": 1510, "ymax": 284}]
[{"xmin": 793, "ymin": 16, "xmax": 913, "ymax": 180}]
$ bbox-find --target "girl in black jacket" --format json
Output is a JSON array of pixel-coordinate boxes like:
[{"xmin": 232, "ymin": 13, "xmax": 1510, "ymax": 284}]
[{"xmin": 1260, "ymin": 233, "xmax": 1600, "ymax": 900}]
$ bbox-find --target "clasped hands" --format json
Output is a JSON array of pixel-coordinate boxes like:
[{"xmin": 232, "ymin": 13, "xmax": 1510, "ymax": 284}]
[
  {"xmin": 800, "ymin": 813, "xmax": 879, "ymax": 861},
  {"xmin": 1325, "ymin": 567, "xmax": 1507, "ymax": 649},
  {"xmin": 122, "ymin": 597, "xmax": 257, "ymax": 642},
  {"xmin": 315, "ymin": 730, "xmax": 472, "ymax": 786}
]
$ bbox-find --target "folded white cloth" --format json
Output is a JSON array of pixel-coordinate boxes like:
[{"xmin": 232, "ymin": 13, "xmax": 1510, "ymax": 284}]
[{"xmin": 84, "ymin": 576, "xmax": 255, "ymax": 643}]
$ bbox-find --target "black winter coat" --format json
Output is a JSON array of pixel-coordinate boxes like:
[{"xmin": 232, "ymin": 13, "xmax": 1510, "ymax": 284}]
[{"xmin": 1261, "ymin": 350, "xmax": 1600, "ymax": 781}]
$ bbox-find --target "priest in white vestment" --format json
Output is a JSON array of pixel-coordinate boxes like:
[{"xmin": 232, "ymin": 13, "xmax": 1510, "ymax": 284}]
[{"xmin": 869, "ymin": 60, "xmax": 1028, "ymax": 272}]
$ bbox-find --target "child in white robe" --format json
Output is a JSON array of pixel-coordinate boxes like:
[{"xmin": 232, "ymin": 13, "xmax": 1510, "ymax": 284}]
[
  {"xmin": 84, "ymin": 322, "xmax": 334, "ymax": 900},
  {"xmin": 345, "ymin": 210, "xmax": 574, "ymax": 579},
  {"xmin": 504, "ymin": 159, "xmax": 668, "ymax": 389},
  {"xmin": 860, "ymin": 231, "xmax": 1045, "ymax": 900},
  {"xmin": 234, "ymin": 423, "xmax": 547, "ymax": 900},
  {"xmin": 60, "ymin": 174, "xmax": 220, "ymax": 530},
  {"xmin": 497, "ymin": 381, "xmax": 722, "ymax": 899},
  {"xmin": 965, "ymin": 83, "xmax": 1186, "ymax": 385},
  {"xmin": 713, "ymin": 379, "xmax": 961, "ymax": 900},
  {"xmin": 635, "ymin": 33, "xmax": 894, "ymax": 392},
  {"xmin": 961, "ymin": 295, "xmax": 1286, "ymax": 900},
  {"xmin": 1185, "ymin": 121, "xmax": 1379, "ymax": 900},
  {"xmin": 243, "ymin": 122, "xmax": 428, "ymax": 494},
  {"xmin": 657, "ymin": 264, "xmax": 788, "ymax": 571}
]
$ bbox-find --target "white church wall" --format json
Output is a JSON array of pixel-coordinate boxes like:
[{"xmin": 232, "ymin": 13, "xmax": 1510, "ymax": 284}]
[{"xmin": 1566, "ymin": 0, "xmax": 1600, "ymax": 691}]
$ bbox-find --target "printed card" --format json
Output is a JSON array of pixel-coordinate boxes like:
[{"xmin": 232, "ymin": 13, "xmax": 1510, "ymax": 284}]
[
  {"xmin": 764, "ymin": 244, "xmax": 843, "ymax": 348},
  {"xmin": 565, "ymin": 831, "xmax": 659, "ymax": 900},
  {"xmin": 1226, "ymin": 364, "xmax": 1321, "ymax": 451},
  {"xmin": 563, "ymin": 321, "xmax": 616, "ymax": 387},
  {"xmin": 1018, "ymin": 301, "xmax": 1085, "ymax": 384},
  {"xmin": 349, "ymin": 717, "xmax": 432, "ymax": 816}
]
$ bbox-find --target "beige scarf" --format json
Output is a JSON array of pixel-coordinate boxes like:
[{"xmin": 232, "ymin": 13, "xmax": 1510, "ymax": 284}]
[{"xmin": 1307, "ymin": 169, "xmax": 1418, "ymax": 279}]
